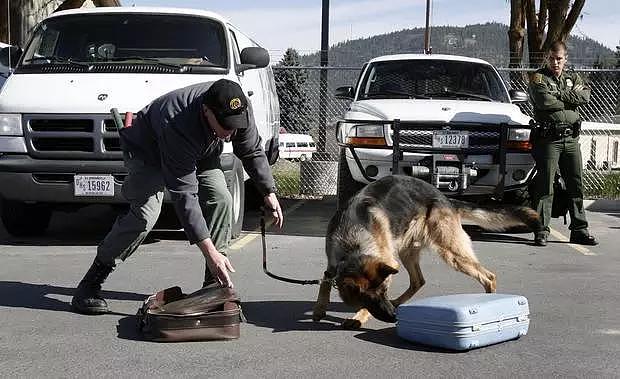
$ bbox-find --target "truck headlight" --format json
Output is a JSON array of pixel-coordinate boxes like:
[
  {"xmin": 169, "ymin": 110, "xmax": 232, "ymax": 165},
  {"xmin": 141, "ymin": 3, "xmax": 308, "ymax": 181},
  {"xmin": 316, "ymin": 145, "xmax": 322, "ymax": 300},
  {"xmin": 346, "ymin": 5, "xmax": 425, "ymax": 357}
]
[
  {"xmin": 508, "ymin": 128, "xmax": 530, "ymax": 141},
  {"xmin": 506, "ymin": 127, "xmax": 532, "ymax": 151},
  {"xmin": 338, "ymin": 122, "xmax": 386, "ymax": 147},
  {"xmin": 0, "ymin": 114, "xmax": 23, "ymax": 136}
]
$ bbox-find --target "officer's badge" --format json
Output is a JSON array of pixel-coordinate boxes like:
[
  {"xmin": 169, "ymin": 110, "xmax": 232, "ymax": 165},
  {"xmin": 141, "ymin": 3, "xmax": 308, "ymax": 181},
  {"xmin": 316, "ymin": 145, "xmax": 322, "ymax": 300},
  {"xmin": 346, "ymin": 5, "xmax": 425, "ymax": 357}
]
[
  {"xmin": 566, "ymin": 78, "xmax": 573, "ymax": 87},
  {"xmin": 229, "ymin": 97, "xmax": 242, "ymax": 110},
  {"xmin": 532, "ymin": 73, "xmax": 543, "ymax": 84}
]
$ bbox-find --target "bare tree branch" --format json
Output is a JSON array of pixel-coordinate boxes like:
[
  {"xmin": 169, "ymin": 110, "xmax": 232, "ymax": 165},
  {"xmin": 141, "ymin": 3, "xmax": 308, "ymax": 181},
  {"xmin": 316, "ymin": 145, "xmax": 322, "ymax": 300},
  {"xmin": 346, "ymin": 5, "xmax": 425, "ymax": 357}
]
[
  {"xmin": 54, "ymin": 0, "xmax": 87, "ymax": 12},
  {"xmin": 92, "ymin": 0, "xmax": 121, "ymax": 6},
  {"xmin": 560, "ymin": 0, "xmax": 585, "ymax": 41},
  {"xmin": 537, "ymin": 0, "xmax": 548, "ymax": 36},
  {"xmin": 509, "ymin": 0, "xmax": 527, "ymax": 67}
]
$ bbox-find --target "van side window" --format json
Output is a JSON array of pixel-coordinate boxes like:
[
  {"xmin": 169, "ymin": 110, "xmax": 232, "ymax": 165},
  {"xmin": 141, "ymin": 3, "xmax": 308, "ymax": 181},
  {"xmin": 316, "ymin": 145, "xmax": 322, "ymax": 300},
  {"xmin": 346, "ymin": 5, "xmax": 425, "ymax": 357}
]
[
  {"xmin": 285, "ymin": 142, "xmax": 295, "ymax": 148},
  {"xmin": 309, "ymin": 142, "xmax": 316, "ymax": 147},
  {"xmin": 297, "ymin": 142, "xmax": 308, "ymax": 147},
  {"xmin": 228, "ymin": 29, "xmax": 241, "ymax": 65}
]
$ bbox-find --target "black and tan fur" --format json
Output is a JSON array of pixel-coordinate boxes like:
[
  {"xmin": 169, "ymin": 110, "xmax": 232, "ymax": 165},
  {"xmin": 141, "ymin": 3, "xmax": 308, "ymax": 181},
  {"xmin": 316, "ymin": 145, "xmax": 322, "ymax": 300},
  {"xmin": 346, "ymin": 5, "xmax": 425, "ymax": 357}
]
[{"xmin": 313, "ymin": 175, "xmax": 541, "ymax": 329}]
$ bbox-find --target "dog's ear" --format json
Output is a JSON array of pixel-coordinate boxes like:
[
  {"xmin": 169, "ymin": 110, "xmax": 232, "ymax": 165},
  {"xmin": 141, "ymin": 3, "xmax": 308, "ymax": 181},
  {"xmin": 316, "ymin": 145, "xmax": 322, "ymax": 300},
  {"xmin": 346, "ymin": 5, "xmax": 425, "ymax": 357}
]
[
  {"xmin": 377, "ymin": 262, "xmax": 399, "ymax": 279},
  {"xmin": 364, "ymin": 259, "xmax": 398, "ymax": 289}
]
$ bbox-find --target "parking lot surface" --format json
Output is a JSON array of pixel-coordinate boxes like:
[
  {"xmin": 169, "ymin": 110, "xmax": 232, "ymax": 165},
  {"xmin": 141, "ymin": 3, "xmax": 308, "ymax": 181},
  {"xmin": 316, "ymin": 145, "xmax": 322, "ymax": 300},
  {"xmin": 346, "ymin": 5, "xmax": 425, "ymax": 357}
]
[{"xmin": 1, "ymin": 198, "xmax": 619, "ymax": 378}]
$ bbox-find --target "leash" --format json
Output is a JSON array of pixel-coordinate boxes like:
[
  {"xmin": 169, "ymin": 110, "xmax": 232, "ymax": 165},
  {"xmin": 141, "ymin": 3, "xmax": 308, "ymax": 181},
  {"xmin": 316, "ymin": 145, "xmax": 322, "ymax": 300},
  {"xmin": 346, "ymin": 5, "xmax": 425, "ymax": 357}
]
[{"xmin": 260, "ymin": 207, "xmax": 322, "ymax": 286}]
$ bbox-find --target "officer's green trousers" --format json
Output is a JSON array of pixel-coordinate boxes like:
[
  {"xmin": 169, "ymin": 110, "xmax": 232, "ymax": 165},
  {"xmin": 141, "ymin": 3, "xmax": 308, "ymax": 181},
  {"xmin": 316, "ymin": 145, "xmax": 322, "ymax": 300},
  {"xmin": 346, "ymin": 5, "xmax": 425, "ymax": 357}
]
[
  {"xmin": 96, "ymin": 153, "xmax": 232, "ymax": 277},
  {"xmin": 531, "ymin": 135, "xmax": 589, "ymax": 234}
]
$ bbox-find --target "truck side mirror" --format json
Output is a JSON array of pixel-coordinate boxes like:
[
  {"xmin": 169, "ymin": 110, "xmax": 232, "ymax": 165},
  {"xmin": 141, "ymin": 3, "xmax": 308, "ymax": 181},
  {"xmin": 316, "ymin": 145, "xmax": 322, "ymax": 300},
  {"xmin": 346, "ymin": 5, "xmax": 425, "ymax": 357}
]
[
  {"xmin": 335, "ymin": 86, "xmax": 354, "ymax": 99},
  {"xmin": 0, "ymin": 46, "xmax": 23, "ymax": 69},
  {"xmin": 509, "ymin": 89, "xmax": 528, "ymax": 103},
  {"xmin": 236, "ymin": 47, "xmax": 270, "ymax": 73}
]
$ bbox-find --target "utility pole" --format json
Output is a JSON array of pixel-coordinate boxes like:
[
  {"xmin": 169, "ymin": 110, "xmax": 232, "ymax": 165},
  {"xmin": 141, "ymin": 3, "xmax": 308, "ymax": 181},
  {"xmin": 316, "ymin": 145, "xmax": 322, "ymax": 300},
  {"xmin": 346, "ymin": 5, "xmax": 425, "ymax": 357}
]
[
  {"xmin": 424, "ymin": 0, "xmax": 432, "ymax": 54},
  {"xmin": 317, "ymin": 0, "xmax": 329, "ymax": 159}
]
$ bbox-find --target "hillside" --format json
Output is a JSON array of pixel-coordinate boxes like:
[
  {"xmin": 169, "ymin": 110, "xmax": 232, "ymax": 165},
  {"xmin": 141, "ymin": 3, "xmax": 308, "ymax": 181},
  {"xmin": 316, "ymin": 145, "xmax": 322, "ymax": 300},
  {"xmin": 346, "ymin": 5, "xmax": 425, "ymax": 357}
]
[{"xmin": 299, "ymin": 23, "xmax": 614, "ymax": 68}]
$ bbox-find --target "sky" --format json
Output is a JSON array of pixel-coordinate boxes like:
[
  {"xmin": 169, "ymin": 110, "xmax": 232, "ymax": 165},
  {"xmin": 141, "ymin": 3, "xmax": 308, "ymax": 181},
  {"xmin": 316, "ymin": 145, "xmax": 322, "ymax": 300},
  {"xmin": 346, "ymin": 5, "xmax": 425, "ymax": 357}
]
[{"xmin": 128, "ymin": 0, "xmax": 619, "ymax": 60}]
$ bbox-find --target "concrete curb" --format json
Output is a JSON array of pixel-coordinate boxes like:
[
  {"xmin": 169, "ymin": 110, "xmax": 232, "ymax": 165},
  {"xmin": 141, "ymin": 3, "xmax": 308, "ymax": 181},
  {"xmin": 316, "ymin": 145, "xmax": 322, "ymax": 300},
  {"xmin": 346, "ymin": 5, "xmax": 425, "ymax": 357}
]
[{"xmin": 584, "ymin": 199, "xmax": 620, "ymax": 212}]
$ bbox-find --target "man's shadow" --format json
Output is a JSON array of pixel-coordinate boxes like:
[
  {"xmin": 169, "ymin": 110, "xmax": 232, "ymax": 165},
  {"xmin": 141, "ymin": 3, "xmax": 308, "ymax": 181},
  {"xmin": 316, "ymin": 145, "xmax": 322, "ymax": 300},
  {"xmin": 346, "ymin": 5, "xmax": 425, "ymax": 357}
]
[{"xmin": 0, "ymin": 281, "xmax": 146, "ymax": 313}]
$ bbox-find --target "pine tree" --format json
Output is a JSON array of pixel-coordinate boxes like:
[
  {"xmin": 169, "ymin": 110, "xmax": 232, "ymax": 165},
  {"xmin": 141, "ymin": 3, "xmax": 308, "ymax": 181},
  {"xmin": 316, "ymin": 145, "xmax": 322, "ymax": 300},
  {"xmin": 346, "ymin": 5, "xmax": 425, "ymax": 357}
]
[{"xmin": 274, "ymin": 48, "xmax": 311, "ymax": 133}]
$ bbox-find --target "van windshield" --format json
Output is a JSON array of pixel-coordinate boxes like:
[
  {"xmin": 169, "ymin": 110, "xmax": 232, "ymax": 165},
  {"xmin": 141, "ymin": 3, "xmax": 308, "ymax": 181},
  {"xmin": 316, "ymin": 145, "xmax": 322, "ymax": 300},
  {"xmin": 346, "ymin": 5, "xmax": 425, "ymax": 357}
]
[
  {"xmin": 359, "ymin": 59, "xmax": 509, "ymax": 103},
  {"xmin": 19, "ymin": 13, "xmax": 228, "ymax": 73}
]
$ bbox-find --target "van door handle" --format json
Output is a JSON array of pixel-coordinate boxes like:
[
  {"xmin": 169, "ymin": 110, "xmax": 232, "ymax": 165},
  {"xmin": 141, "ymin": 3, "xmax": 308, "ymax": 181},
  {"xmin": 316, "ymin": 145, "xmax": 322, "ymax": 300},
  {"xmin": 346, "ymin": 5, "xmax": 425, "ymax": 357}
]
[{"xmin": 247, "ymin": 91, "xmax": 254, "ymax": 97}]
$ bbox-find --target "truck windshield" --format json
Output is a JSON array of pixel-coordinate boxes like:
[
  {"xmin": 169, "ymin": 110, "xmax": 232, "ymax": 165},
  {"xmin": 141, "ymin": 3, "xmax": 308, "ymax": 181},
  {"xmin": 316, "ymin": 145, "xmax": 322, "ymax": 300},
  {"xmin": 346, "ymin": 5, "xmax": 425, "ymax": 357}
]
[
  {"xmin": 359, "ymin": 59, "xmax": 509, "ymax": 103},
  {"xmin": 19, "ymin": 13, "xmax": 227, "ymax": 72}
]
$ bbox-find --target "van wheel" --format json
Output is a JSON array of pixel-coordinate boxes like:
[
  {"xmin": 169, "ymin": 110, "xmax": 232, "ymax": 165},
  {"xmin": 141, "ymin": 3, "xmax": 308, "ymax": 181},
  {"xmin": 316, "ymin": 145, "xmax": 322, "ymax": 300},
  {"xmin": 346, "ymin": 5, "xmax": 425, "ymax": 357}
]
[
  {"xmin": 299, "ymin": 154, "xmax": 307, "ymax": 162},
  {"xmin": 1, "ymin": 200, "xmax": 52, "ymax": 237},
  {"xmin": 230, "ymin": 158, "xmax": 245, "ymax": 239},
  {"xmin": 336, "ymin": 148, "xmax": 365, "ymax": 210}
]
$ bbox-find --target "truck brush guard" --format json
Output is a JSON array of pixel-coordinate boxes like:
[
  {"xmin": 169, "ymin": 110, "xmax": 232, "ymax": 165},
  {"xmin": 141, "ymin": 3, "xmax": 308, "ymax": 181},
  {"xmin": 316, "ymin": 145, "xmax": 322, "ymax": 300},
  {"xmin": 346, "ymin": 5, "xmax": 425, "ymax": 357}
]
[{"xmin": 336, "ymin": 119, "xmax": 535, "ymax": 199}]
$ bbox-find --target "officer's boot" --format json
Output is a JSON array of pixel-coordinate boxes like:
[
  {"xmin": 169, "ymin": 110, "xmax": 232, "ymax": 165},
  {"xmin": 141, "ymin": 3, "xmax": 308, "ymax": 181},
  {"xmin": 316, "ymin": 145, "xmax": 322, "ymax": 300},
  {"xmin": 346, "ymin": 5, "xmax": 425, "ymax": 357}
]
[{"xmin": 71, "ymin": 259, "xmax": 114, "ymax": 314}]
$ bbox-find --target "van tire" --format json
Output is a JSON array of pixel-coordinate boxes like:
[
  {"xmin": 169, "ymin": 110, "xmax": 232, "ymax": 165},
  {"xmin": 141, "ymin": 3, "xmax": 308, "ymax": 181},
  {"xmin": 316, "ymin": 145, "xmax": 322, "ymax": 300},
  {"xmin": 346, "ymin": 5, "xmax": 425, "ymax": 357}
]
[
  {"xmin": 1, "ymin": 200, "xmax": 52, "ymax": 237},
  {"xmin": 230, "ymin": 158, "xmax": 245, "ymax": 239},
  {"xmin": 336, "ymin": 148, "xmax": 365, "ymax": 210},
  {"xmin": 299, "ymin": 154, "xmax": 307, "ymax": 162}
]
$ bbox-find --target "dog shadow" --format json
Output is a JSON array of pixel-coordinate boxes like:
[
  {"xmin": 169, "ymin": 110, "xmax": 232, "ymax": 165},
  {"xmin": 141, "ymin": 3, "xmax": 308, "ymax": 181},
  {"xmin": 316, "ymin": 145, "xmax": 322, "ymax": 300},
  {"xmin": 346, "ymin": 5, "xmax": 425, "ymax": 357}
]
[
  {"xmin": 241, "ymin": 300, "xmax": 373, "ymax": 332},
  {"xmin": 354, "ymin": 327, "xmax": 463, "ymax": 353},
  {"xmin": 0, "ymin": 281, "xmax": 147, "ymax": 313}
]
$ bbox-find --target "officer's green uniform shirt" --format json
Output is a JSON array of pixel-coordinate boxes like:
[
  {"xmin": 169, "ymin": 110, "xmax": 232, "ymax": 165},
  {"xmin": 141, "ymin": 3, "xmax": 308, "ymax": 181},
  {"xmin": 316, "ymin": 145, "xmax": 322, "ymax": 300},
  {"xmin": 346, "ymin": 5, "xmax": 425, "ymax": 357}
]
[{"xmin": 529, "ymin": 67, "xmax": 590, "ymax": 125}]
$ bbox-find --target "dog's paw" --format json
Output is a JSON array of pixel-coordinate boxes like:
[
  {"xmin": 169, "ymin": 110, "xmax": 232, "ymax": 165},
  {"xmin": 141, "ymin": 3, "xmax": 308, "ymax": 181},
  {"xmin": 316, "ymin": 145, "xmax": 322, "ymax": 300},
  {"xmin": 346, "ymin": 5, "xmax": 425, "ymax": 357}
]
[
  {"xmin": 342, "ymin": 318, "xmax": 362, "ymax": 329},
  {"xmin": 312, "ymin": 307, "xmax": 326, "ymax": 322}
]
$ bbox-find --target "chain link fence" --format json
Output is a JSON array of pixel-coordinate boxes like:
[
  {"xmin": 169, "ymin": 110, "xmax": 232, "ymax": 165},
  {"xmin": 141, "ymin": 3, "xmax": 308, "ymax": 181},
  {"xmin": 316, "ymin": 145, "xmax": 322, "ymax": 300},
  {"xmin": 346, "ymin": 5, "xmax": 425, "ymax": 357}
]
[{"xmin": 272, "ymin": 66, "xmax": 620, "ymax": 200}]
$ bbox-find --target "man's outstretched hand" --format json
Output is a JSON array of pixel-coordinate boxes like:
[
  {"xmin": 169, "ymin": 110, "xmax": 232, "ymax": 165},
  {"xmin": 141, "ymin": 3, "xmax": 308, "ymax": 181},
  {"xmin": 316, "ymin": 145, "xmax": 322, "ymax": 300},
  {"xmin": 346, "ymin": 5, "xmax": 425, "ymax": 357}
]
[{"xmin": 264, "ymin": 192, "xmax": 284, "ymax": 228}]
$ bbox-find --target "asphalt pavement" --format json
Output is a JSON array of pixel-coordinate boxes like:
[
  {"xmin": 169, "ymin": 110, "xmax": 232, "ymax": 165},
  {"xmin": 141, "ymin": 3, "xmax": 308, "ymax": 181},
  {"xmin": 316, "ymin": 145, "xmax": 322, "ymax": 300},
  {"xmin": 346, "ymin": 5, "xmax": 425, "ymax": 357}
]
[{"xmin": 0, "ymin": 198, "xmax": 619, "ymax": 378}]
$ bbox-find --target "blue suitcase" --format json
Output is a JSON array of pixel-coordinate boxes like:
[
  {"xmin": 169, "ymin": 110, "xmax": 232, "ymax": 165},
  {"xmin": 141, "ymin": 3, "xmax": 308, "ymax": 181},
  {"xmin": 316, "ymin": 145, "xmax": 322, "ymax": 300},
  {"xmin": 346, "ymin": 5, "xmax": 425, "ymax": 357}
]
[{"xmin": 396, "ymin": 293, "xmax": 530, "ymax": 351}]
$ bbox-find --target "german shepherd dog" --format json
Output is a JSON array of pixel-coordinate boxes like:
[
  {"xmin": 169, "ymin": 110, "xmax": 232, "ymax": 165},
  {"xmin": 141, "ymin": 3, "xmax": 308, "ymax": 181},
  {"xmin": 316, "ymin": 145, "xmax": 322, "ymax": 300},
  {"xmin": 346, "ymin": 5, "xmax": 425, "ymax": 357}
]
[{"xmin": 312, "ymin": 175, "xmax": 541, "ymax": 329}]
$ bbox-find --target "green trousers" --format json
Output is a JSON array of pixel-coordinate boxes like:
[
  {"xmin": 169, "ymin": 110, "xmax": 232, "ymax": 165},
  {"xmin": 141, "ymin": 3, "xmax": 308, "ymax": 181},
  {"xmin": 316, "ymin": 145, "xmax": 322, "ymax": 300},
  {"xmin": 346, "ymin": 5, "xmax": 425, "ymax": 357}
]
[
  {"xmin": 531, "ymin": 135, "xmax": 589, "ymax": 234},
  {"xmin": 96, "ymin": 154, "xmax": 232, "ymax": 273}
]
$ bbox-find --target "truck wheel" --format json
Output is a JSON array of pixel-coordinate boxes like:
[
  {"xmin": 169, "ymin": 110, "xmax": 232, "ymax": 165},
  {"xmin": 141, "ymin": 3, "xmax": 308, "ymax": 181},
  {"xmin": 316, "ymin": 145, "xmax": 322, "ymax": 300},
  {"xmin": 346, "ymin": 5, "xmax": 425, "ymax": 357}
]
[
  {"xmin": 230, "ymin": 158, "xmax": 245, "ymax": 239},
  {"xmin": 1, "ymin": 200, "xmax": 52, "ymax": 237},
  {"xmin": 337, "ymin": 148, "xmax": 365, "ymax": 210}
]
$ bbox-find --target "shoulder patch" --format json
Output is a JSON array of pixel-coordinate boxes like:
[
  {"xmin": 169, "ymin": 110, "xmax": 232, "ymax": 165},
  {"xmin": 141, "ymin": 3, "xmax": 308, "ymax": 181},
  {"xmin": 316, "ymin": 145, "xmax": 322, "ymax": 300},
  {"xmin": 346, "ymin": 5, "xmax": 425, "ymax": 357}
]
[{"xmin": 531, "ymin": 73, "xmax": 543, "ymax": 84}]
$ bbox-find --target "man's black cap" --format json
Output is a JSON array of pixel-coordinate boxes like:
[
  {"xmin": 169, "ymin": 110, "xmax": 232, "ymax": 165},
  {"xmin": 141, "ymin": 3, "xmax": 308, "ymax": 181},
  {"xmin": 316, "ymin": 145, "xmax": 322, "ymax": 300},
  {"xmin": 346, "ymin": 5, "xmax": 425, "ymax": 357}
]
[{"xmin": 203, "ymin": 79, "xmax": 249, "ymax": 130}]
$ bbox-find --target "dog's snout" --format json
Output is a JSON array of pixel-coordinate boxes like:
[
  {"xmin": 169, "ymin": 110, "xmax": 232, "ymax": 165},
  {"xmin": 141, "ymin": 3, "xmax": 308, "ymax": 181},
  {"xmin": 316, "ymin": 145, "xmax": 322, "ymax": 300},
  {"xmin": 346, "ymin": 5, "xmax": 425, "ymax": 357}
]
[{"xmin": 364, "ymin": 296, "xmax": 396, "ymax": 323}]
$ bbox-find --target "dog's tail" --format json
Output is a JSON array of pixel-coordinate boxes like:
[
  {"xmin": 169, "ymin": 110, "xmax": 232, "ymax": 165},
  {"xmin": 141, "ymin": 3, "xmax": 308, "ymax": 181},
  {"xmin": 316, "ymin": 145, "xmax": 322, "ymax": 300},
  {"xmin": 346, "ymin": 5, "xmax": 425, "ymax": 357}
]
[{"xmin": 450, "ymin": 199, "xmax": 541, "ymax": 232}]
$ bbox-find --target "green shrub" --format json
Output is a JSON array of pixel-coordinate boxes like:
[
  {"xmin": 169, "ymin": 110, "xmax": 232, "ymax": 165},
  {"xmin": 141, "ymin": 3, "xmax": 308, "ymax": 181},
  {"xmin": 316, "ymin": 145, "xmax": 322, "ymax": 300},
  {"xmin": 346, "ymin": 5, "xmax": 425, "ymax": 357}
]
[{"xmin": 583, "ymin": 171, "xmax": 620, "ymax": 199}]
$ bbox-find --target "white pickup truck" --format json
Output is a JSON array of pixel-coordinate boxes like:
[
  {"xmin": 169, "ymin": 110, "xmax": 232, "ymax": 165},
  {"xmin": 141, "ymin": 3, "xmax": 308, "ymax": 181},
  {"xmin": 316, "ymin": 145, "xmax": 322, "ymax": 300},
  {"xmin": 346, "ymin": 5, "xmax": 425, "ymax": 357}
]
[{"xmin": 335, "ymin": 54, "xmax": 536, "ymax": 208}]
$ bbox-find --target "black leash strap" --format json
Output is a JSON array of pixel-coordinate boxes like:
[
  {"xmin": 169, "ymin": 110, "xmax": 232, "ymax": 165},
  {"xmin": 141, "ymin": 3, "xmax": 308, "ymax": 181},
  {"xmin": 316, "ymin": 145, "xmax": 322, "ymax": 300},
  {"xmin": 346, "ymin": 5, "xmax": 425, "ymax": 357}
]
[{"xmin": 260, "ymin": 208, "xmax": 320, "ymax": 285}]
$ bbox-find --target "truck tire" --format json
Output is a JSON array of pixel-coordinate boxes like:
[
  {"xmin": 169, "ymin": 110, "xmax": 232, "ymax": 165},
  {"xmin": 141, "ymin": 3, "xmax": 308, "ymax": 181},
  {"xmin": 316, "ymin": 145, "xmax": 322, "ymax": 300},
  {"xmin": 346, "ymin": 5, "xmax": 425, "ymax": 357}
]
[
  {"xmin": 229, "ymin": 158, "xmax": 245, "ymax": 239},
  {"xmin": 336, "ymin": 148, "xmax": 365, "ymax": 210},
  {"xmin": 1, "ymin": 200, "xmax": 52, "ymax": 237}
]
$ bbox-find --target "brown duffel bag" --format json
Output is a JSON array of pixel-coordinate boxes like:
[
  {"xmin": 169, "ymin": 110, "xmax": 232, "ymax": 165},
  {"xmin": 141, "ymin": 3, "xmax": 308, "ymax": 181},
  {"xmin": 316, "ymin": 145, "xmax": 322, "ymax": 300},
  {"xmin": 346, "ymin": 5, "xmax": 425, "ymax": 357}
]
[{"xmin": 137, "ymin": 284, "xmax": 243, "ymax": 342}]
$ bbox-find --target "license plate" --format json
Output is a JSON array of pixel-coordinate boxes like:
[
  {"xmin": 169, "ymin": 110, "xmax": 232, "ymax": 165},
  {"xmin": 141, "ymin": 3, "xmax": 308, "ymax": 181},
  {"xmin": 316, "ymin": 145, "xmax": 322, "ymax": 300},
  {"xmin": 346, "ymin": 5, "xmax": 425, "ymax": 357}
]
[
  {"xmin": 432, "ymin": 130, "xmax": 469, "ymax": 148},
  {"xmin": 74, "ymin": 175, "xmax": 114, "ymax": 197}
]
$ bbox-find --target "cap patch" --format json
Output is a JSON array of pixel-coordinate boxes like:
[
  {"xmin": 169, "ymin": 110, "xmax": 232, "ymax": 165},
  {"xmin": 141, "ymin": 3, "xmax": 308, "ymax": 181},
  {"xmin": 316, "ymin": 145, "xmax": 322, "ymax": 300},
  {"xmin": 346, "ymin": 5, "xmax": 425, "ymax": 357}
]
[{"xmin": 230, "ymin": 98, "xmax": 242, "ymax": 110}]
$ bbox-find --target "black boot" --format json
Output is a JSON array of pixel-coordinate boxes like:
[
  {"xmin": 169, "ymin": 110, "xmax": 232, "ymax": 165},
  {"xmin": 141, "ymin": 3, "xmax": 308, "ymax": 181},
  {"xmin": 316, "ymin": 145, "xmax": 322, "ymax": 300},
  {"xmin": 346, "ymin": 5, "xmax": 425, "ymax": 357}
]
[{"xmin": 71, "ymin": 259, "xmax": 114, "ymax": 314}]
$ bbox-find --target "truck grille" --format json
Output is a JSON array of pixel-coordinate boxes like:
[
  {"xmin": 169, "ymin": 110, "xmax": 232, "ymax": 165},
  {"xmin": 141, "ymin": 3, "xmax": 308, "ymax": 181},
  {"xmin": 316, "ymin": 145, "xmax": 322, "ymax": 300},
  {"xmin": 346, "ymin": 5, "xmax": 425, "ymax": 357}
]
[
  {"xmin": 23, "ymin": 114, "xmax": 122, "ymax": 160},
  {"xmin": 393, "ymin": 130, "xmax": 500, "ymax": 151}
]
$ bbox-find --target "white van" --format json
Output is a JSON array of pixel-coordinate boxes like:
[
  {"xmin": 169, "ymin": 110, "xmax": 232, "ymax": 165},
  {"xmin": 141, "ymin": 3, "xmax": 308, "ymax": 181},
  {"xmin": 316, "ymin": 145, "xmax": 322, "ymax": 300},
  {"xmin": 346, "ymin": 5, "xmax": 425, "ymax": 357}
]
[
  {"xmin": 0, "ymin": 7, "xmax": 280, "ymax": 237},
  {"xmin": 278, "ymin": 133, "xmax": 316, "ymax": 161}
]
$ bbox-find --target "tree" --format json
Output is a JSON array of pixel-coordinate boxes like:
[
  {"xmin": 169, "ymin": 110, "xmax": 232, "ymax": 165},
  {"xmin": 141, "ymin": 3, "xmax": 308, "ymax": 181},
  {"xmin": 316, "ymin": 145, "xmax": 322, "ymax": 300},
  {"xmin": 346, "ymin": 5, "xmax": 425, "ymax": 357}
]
[
  {"xmin": 274, "ymin": 48, "xmax": 311, "ymax": 133},
  {"xmin": 508, "ymin": 0, "xmax": 586, "ymax": 67},
  {"xmin": 0, "ymin": 0, "xmax": 120, "ymax": 46}
]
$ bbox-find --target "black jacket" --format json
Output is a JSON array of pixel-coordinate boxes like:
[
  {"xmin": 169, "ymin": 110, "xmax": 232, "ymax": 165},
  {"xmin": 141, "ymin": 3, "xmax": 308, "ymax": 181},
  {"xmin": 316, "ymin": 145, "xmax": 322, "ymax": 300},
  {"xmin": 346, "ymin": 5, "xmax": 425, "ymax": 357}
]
[{"xmin": 119, "ymin": 81, "xmax": 276, "ymax": 244}]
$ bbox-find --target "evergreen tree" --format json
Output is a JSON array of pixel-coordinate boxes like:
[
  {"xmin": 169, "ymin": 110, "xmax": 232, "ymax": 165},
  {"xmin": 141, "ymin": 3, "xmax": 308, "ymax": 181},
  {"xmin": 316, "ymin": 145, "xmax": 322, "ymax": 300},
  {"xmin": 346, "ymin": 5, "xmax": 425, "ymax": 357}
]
[{"xmin": 274, "ymin": 48, "xmax": 311, "ymax": 133}]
